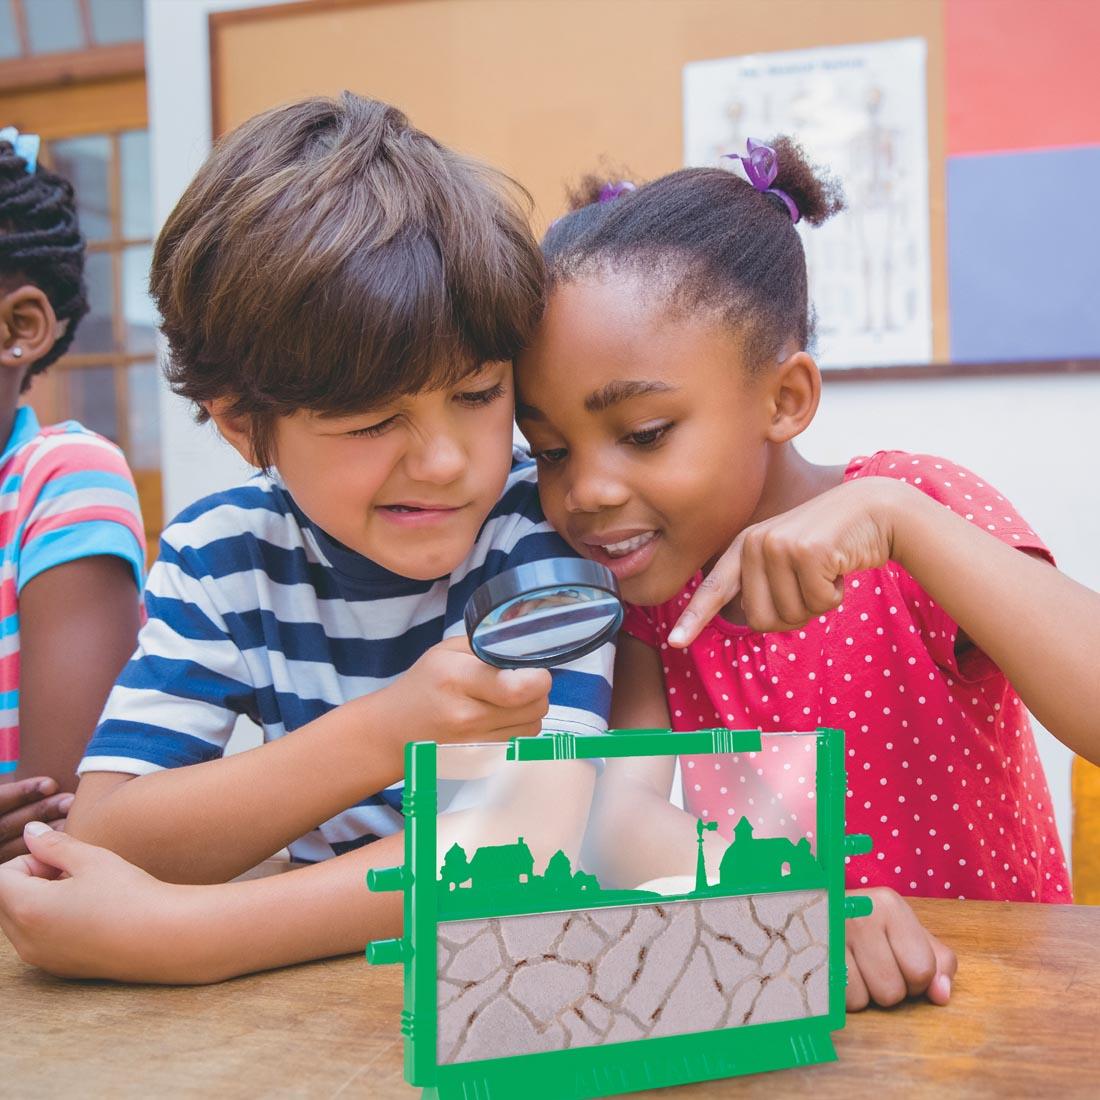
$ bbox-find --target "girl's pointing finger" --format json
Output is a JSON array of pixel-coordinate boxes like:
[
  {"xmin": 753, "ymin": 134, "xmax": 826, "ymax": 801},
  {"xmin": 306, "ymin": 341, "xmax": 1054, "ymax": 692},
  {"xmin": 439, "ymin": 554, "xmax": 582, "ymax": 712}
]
[{"xmin": 669, "ymin": 533, "xmax": 745, "ymax": 647}]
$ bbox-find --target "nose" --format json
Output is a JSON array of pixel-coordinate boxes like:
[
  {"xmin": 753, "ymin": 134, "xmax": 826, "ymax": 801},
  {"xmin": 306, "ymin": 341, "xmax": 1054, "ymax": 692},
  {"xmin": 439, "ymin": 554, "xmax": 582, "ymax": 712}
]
[
  {"xmin": 405, "ymin": 427, "xmax": 467, "ymax": 485},
  {"xmin": 563, "ymin": 465, "xmax": 631, "ymax": 514}
]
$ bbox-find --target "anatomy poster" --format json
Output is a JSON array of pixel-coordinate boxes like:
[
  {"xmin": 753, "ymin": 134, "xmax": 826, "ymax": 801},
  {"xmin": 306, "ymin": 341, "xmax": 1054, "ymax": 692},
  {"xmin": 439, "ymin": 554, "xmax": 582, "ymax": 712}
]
[{"xmin": 684, "ymin": 38, "xmax": 931, "ymax": 369}]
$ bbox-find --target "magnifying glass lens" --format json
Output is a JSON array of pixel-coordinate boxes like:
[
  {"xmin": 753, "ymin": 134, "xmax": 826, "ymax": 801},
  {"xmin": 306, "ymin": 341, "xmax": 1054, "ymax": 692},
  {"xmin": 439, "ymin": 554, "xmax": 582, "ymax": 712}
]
[{"xmin": 464, "ymin": 560, "xmax": 622, "ymax": 669}]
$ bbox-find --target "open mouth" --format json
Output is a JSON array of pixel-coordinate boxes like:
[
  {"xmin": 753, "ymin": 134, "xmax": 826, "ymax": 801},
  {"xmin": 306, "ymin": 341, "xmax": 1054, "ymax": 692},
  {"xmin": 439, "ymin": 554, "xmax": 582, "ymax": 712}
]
[
  {"xmin": 597, "ymin": 531, "xmax": 658, "ymax": 558},
  {"xmin": 578, "ymin": 528, "xmax": 661, "ymax": 581}
]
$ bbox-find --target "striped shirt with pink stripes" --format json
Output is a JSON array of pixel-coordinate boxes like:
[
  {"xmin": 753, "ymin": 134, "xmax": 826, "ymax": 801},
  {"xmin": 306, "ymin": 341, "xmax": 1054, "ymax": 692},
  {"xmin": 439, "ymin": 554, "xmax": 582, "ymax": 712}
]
[{"xmin": 1, "ymin": 407, "xmax": 145, "ymax": 773}]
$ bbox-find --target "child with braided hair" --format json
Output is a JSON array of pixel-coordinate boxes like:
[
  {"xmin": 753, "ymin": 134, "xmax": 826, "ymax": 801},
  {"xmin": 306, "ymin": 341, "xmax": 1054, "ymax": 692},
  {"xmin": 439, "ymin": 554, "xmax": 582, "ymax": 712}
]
[{"xmin": 0, "ymin": 129, "xmax": 145, "ymax": 860}]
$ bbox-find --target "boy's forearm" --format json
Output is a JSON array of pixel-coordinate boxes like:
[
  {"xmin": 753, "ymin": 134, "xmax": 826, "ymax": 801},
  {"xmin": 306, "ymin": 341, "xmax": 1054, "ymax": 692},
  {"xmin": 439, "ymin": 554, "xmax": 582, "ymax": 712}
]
[
  {"xmin": 163, "ymin": 835, "xmax": 405, "ymax": 984},
  {"xmin": 167, "ymin": 772, "xmax": 599, "ymax": 984},
  {"xmin": 893, "ymin": 490, "xmax": 1100, "ymax": 763},
  {"xmin": 69, "ymin": 691, "xmax": 405, "ymax": 884}
]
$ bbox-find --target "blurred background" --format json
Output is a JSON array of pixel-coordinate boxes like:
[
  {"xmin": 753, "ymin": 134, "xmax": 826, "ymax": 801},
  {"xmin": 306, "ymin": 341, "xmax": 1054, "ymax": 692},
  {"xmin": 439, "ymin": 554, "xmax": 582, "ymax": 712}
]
[{"xmin": 1, "ymin": 0, "xmax": 1098, "ymax": 895}]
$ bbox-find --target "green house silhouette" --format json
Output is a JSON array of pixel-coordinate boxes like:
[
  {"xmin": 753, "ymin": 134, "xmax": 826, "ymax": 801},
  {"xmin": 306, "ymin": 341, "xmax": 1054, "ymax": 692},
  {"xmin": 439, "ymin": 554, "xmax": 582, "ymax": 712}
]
[
  {"xmin": 718, "ymin": 816, "xmax": 819, "ymax": 889},
  {"xmin": 441, "ymin": 837, "xmax": 534, "ymax": 892}
]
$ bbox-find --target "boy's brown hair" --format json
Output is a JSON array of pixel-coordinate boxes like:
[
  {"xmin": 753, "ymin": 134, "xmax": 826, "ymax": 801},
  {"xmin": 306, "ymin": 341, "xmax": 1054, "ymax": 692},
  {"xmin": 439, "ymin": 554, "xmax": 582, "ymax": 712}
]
[{"xmin": 151, "ymin": 92, "xmax": 545, "ymax": 467}]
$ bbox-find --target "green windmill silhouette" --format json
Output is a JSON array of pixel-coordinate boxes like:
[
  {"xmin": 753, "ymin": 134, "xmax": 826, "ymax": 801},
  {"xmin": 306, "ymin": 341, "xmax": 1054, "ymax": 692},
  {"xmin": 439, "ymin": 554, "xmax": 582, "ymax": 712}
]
[{"xmin": 695, "ymin": 817, "xmax": 718, "ymax": 893}]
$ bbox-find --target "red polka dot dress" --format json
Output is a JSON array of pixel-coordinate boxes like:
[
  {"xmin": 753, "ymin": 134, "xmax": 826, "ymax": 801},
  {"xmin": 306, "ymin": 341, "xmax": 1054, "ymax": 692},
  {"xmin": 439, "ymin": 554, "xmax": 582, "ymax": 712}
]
[{"xmin": 622, "ymin": 452, "xmax": 1072, "ymax": 903}]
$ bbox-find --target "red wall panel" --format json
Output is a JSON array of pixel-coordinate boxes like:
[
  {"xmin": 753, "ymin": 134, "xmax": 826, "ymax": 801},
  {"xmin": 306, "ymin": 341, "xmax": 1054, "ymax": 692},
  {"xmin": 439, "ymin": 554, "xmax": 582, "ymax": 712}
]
[{"xmin": 946, "ymin": 0, "xmax": 1100, "ymax": 155}]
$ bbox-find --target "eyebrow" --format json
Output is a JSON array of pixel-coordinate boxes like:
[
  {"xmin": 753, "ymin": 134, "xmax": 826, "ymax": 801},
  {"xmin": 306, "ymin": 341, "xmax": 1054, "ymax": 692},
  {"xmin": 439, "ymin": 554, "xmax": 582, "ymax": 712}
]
[
  {"xmin": 516, "ymin": 380, "xmax": 677, "ymax": 422},
  {"xmin": 584, "ymin": 380, "xmax": 677, "ymax": 413},
  {"xmin": 316, "ymin": 364, "xmax": 508, "ymax": 421},
  {"xmin": 514, "ymin": 400, "xmax": 544, "ymax": 422}
]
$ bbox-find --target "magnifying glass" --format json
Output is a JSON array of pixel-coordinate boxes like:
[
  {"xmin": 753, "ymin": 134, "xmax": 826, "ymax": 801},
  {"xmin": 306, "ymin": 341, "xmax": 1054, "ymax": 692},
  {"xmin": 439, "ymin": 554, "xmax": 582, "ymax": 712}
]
[{"xmin": 464, "ymin": 558, "xmax": 623, "ymax": 669}]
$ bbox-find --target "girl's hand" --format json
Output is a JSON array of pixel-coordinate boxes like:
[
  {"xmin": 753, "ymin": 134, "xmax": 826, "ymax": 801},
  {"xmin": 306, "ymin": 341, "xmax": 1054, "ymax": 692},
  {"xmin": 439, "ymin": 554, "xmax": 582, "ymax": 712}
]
[
  {"xmin": 669, "ymin": 477, "xmax": 913, "ymax": 646},
  {"xmin": 0, "ymin": 778, "xmax": 73, "ymax": 863},
  {"xmin": 0, "ymin": 821, "xmax": 200, "ymax": 983},
  {"xmin": 846, "ymin": 886, "xmax": 957, "ymax": 1010}
]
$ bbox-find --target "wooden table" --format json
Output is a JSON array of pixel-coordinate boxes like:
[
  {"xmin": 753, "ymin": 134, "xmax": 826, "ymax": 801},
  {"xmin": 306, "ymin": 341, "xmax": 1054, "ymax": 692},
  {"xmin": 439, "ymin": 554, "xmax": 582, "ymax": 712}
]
[{"xmin": 3, "ymin": 898, "xmax": 1099, "ymax": 1098}]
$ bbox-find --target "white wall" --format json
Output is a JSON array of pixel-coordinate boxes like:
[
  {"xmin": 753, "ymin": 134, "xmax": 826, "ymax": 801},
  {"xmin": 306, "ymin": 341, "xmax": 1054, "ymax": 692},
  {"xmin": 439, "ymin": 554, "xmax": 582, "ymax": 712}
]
[
  {"xmin": 146, "ymin": 0, "xmax": 293, "ymax": 519},
  {"xmin": 145, "ymin": 1, "xmax": 1088, "ymax": 860},
  {"xmin": 145, "ymin": 0, "xmax": 295, "ymax": 759}
]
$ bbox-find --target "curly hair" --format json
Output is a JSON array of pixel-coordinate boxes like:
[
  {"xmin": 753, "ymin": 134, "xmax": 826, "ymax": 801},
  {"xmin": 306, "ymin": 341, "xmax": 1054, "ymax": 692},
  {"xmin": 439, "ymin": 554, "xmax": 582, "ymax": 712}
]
[{"xmin": 0, "ymin": 137, "xmax": 88, "ymax": 387}]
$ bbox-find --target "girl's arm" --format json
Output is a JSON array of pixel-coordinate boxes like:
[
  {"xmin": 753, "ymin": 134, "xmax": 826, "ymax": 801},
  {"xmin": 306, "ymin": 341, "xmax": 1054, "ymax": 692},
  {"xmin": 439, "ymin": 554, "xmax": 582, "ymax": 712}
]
[
  {"xmin": 607, "ymin": 627, "xmax": 956, "ymax": 1013},
  {"xmin": 889, "ymin": 486, "xmax": 1100, "ymax": 764},
  {"xmin": 17, "ymin": 556, "xmax": 142, "ymax": 785},
  {"xmin": 585, "ymin": 636, "xmax": 726, "ymax": 887},
  {"xmin": 667, "ymin": 476, "xmax": 1100, "ymax": 766},
  {"xmin": 1, "ymin": 556, "xmax": 141, "ymax": 861}
]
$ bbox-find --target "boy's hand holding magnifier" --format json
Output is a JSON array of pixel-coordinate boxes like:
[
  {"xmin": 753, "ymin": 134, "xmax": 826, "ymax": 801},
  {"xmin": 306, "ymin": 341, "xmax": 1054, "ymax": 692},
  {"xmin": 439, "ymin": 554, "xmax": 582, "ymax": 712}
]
[{"xmin": 373, "ymin": 559, "xmax": 621, "ymax": 774}]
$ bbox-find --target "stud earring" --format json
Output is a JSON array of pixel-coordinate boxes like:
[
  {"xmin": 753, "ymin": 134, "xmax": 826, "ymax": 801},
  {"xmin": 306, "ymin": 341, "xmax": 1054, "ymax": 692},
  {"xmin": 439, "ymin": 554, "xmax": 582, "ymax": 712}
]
[{"xmin": 10, "ymin": 347, "xmax": 23, "ymax": 359}]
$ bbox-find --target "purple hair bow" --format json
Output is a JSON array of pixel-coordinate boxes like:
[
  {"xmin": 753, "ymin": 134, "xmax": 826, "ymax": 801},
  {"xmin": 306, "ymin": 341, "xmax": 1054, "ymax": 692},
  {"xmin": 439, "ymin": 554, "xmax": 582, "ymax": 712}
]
[
  {"xmin": 724, "ymin": 138, "xmax": 800, "ymax": 224},
  {"xmin": 598, "ymin": 180, "xmax": 636, "ymax": 203}
]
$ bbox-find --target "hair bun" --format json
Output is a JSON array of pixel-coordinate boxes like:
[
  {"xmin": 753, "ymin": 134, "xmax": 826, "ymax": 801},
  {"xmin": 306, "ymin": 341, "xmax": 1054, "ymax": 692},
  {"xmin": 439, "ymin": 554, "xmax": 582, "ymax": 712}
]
[
  {"xmin": 0, "ymin": 138, "xmax": 31, "ymax": 181},
  {"xmin": 565, "ymin": 174, "xmax": 612, "ymax": 212},
  {"xmin": 766, "ymin": 135, "xmax": 845, "ymax": 227},
  {"xmin": 565, "ymin": 169, "xmax": 638, "ymax": 213}
]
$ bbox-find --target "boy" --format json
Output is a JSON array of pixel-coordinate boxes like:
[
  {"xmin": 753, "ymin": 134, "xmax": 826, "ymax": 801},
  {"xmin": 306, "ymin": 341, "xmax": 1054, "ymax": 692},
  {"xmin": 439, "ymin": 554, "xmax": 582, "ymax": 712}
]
[{"xmin": 0, "ymin": 94, "xmax": 610, "ymax": 981}]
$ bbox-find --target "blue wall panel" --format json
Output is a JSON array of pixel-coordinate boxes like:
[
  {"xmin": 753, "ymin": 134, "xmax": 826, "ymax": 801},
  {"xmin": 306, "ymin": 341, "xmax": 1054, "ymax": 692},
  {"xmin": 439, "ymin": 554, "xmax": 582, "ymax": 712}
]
[{"xmin": 948, "ymin": 146, "xmax": 1100, "ymax": 362}]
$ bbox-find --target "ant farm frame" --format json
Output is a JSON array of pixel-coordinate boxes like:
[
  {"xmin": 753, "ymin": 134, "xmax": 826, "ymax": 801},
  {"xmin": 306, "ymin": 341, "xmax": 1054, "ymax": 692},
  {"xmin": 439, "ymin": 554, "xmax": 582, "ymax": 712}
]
[{"xmin": 367, "ymin": 727, "xmax": 872, "ymax": 1099}]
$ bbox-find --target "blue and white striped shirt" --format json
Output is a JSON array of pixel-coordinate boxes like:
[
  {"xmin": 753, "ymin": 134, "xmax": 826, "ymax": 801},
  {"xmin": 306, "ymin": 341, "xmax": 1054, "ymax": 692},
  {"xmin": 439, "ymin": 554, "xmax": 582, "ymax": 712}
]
[{"xmin": 79, "ymin": 455, "xmax": 613, "ymax": 863}]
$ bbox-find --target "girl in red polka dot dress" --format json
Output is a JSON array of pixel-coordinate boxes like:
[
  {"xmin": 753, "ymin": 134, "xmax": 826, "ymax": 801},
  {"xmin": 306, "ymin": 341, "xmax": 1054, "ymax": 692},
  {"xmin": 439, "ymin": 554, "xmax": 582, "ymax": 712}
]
[{"xmin": 517, "ymin": 140, "xmax": 1098, "ymax": 1009}]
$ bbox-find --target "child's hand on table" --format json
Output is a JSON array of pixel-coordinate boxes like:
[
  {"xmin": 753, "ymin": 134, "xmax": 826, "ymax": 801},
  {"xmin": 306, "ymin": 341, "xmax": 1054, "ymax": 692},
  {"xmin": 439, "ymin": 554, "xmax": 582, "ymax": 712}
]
[
  {"xmin": 846, "ymin": 886, "xmax": 956, "ymax": 1011},
  {"xmin": 0, "ymin": 778, "xmax": 73, "ymax": 862},
  {"xmin": 0, "ymin": 821, "xmax": 191, "ymax": 982}
]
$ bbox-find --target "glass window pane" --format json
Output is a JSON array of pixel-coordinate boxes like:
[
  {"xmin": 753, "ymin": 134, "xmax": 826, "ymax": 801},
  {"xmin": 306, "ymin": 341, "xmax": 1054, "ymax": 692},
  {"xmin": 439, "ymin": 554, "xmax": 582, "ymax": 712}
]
[
  {"xmin": 24, "ymin": 0, "xmax": 84, "ymax": 54},
  {"xmin": 69, "ymin": 250, "xmax": 116, "ymax": 355},
  {"xmin": 122, "ymin": 245, "xmax": 155, "ymax": 355},
  {"xmin": 48, "ymin": 135, "xmax": 111, "ymax": 241},
  {"xmin": 126, "ymin": 361, "xmax": 161, "ymax": 470},
  {"xmin": 62, "ymin": 367, "xmax": 119, "ymax": 444},
  {"xmin": 0, "ymin": 2, "xmax": 21, "ymax": 59},
  {"xmin": 119, "ymin": 130, "xmax": 151, "ymax": 239},
  {"xmin": 88, "ymin": 0, "xmax": 144, "ymax": 45}
]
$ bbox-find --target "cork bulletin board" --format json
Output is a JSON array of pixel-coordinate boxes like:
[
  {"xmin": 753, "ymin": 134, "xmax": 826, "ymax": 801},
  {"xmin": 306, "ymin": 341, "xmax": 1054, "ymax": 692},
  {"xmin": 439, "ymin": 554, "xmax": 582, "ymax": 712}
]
[
  {"xmin": 209, "ymin": 0, "xmax": 1100, "ymax": 374},
  {"xmin": 209, "ymin": 0, "xmax": 950, "ymax": 370}
]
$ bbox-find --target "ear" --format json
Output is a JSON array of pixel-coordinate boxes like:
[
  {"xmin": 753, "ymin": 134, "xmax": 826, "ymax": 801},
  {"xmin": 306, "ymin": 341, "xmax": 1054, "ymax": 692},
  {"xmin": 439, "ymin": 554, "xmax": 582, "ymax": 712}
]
[
  {"xmin": 764, "ymin": 350, "xmax": 820, "ymax": 444},
  {"xmin": 0, "ymin": 284, "xmax": 59, "ymax": 372},
  {"xmin": 203, "ymin": 397, "xmax": 259, "ymax": 466}
]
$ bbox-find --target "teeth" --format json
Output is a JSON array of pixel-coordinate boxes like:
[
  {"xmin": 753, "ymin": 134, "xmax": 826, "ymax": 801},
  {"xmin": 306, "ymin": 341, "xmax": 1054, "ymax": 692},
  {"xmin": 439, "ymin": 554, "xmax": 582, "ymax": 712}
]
[{"xmin": 601, "ymin": 531, "xmax": 656, "ymax": 558}]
